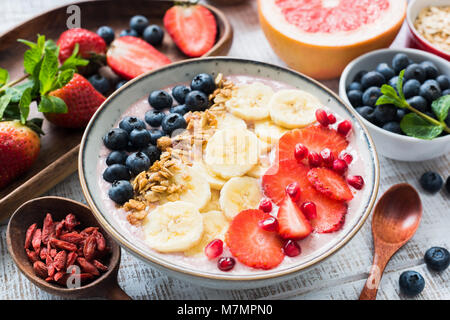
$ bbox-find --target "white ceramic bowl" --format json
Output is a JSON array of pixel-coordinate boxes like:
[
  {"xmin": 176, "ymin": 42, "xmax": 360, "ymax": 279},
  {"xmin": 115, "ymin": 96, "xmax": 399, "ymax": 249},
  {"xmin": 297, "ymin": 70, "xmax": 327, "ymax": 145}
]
[
  {"xmin": 80, "ymin": 57, "xmax": 379, "ymax": 289},
  {"xmin": 340, "ymin": 48, "xmax": 450, "ymax": 162}
]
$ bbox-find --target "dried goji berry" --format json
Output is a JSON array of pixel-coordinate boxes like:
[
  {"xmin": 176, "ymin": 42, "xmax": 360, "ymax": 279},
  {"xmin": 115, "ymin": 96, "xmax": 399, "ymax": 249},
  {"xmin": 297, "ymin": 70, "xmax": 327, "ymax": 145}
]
[
  {"xmin": 93, "ymin": 259, "xmax": 108, "ymax": 272},
  {"xmin": 59, "ymin": 232, "xmax": 84, "ymax": 244},
  {"xmin": 55, "ymin": 221, "xmax": 65, "ymax": 238},
  {"xmin": 54, "ymin": 251, "xmax": 67, "ymax": 271},
  {"xmin": 76, "ymin": 257, "xmax": 99, "ymax": 276},
  {"xmin": 41, "ymin": 213, "xmax": 55, "ymax": 245},
  {"xmin": 80, "ymin": 227, "xmax": 98, "ymax": 237},
  {"xmin": 66, "ymin": 252, "xmax": 78, "ymax": 268},
  {"xmin": 83, "ymin": 235, "xmax": 97, "ymax": 261},
  {"xmin": 33, "ymin": 261, "xmax": 48, "ymax": 279},
  {"xmin": 39, "ymin": 247, "xmax": 48, "ymax": 260},
  {"xmin": 50, "ymin": 238, "xmax": 77, "ymax": 252},
  {"xmin": 54, "ymin": 271, "xmax": 65, "ymax": 282},
  {"xmin": 64, "ymin": 214, "xmax": 79, "ymax": 231},
  {"xmin": 26, "ymin": 249, "xmax": 39, "ymax": 263},
  {"xmin": 93, "ymin": 230, "xmax": 106, "ymax": 252},
  {"xmin": 31, "ymin": 229, "xmax": 42, "ymax": 254},
  {"xmin": 24, "ymin": 223, "xmax": 37, "ymax": 249}
]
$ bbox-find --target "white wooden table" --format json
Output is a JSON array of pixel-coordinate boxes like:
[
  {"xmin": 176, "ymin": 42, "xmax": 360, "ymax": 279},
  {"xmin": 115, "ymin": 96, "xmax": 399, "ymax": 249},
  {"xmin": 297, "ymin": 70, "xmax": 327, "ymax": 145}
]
[{"xmin": 0, "ymin": 0, "xmax": 449, "ymax": 300}]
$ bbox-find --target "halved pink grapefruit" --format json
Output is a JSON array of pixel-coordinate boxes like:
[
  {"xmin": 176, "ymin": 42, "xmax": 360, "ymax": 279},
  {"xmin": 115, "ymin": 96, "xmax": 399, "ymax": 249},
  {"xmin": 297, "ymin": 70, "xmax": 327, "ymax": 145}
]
[{"xmin": 258, "ymin": 0, "xmax": 407, "ymax": 80}]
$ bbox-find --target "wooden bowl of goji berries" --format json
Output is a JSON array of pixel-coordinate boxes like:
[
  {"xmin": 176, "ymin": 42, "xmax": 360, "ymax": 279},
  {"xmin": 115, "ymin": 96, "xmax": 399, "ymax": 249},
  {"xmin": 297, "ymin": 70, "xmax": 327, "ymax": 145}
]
[{"xmin": 6, "ymin": 196, "xmax": 130, "ymax": 299}]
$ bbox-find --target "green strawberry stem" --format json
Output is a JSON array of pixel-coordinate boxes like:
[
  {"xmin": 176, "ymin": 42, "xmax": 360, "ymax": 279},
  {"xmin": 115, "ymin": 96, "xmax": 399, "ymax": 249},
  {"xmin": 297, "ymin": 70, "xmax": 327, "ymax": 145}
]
[{"xmin": 403, "ymin": 101, "xmax": 450, "ymax": 134}]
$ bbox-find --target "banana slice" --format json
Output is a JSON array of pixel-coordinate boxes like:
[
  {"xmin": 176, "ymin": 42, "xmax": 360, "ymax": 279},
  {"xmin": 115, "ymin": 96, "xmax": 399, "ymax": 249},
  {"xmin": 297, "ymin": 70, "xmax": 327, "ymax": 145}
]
[
  {"xmin": 184, "ymin": 210, "xmax": 229, "ymax": 257},
  {"xmin": 219, "ymin": 176, "xmax": 262, "ymax": 220},
  {"xmin": 254, "ymin": 120, "xmax": 288, "ymax": 144},
  {"xmin": 192, "ymin": 162, "xmax": 227, "ymax": 190},
  {"xmin": 216, "ymin": 112, "xmax": 247, "ymax": 130},
  {"xmin": 225, "ymin": 82, "xmax": 274, "ymax": 121},
  {"xmin": 200, "ymin": 190, "xmax": 222, "ymax": 213},
  {"xmin": 143, "ymin": 201, "xmax": 203, "ymax": 253},
  {"xmin": 269, "ymin": 89, "xmax": 321, "ymax": 129},
  {"xmin": 204, "ymin": 128, "xmax": 259, "ymax": 179},
  {"xmin": 247, "ymin": 157, "xmax": 271, "ymax": 179}
]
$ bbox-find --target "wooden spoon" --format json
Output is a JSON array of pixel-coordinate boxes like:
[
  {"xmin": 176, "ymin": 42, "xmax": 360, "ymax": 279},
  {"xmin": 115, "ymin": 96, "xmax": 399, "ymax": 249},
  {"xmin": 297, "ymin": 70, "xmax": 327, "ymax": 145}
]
[
  {"xmin": 6, "ymin": 196, "xmax": 131, "ymax": 300},
  {"xmin": 359, "ymin": 183, "xmax": 422, "ymax": 300}
]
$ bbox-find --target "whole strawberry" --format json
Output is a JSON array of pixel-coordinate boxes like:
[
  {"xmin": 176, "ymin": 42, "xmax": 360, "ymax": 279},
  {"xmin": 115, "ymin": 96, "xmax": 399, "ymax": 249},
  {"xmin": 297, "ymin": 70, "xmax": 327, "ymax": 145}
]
[
  {"xmin": 0, "ymin": 121, "xmax": 41, "ymax": 189},
  {"xmin": 57, "ymin": 28, "xmax": 107, "ymax": 63},
  {"xmin": 45, "ymin": 73, "xmax": 106, "ymax": 128}
]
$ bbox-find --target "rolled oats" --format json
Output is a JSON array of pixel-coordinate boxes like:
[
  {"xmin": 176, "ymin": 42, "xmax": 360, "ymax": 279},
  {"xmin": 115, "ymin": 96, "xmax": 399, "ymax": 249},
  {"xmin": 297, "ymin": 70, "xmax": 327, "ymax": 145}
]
[{"xmin": 415, "ymin": 6, "xmax": 450, "ymax": 53}]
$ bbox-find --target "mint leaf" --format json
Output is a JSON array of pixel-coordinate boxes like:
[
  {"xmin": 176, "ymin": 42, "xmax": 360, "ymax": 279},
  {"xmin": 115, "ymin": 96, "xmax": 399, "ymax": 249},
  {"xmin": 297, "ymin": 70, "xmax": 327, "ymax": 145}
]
[
  {"xmin": 39, "ymin": 48, "xmax": 59, "ymax": 95},
  {"xmin": 6, "ymin": 81, "xmax": 35, "ymax": 104},
  {"xmin": 376, "ymin": 95, "xmax": 399, "ymax": 106},
  {"xmin": 38, "ymin": 95, "xmax": 68, "ymax": 114},
  {"xmin": 53, "ymin": 69, "xmax": 74, "ymax": 90},
  {"xmin": 397, "ymin": 70, "xmax": 406, "ymax": 101},
  {"xmin": 431, "ymin": 95, "xmax": 450, "ymax": 122},
  {"xmin": 400, "ymin": 113, "xmax": 444, "ymax": 140},
  {"xmin": 18, "ymin": 87, "xmax": 32, "ymax": 124},
  {"xmin": 60, "ymin": 44, "xmax": 89, "ymax": 71},
  {"xmin": 0, "ymin": 68, "xmax": 9, "ymax": 87},
  {"xmin": 23, "ymin": 47, "xmax": 43, "ymax": 75},
  {"xmin": 380, "ymin": 84, "xmax": 399, "ymax": 99},
  {"xmin": 0, "ymin": 92, "xmax": 12, "ymax": 118}
]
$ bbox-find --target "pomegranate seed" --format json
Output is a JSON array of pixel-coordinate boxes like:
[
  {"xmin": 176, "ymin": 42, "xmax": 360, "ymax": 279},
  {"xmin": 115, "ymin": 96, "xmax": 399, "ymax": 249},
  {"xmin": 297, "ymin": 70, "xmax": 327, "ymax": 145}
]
[
  {"xmin": 258, "ymin": 217, "xmax": 279, "ymax": 232},
  {"xmin": 315, "ymin": 109, "xmax": 329, "ymax": 126},
  {"xmin": 300, "ymin": 202, "xmax": 317, "ymax": 220},
  {"xmin": 218, "ymin": 257, "xmax": 235, "ymax": 272},
  {"xmin": 285, "ymin": 182, "xmax": 301, "ymax": 201},
  {"xmin": 205, "ymin": 239, "xmax": 223, "ymax": 260},
  {"xmin": 337, "ymin": 120, "xmax": 352, "ymax": 136},
  {"xmin": 259, "ymin": 198, "xmax": 273, "ymax": 213},
  {"xmin": 347, "ymin": 175, "xmax": 365, "ymax": 190},
  {"xmin": 320, "ymin": 148, "xmax": 334, "ymax": 168},
  {"xmin": 283, "ymin": 240, "xmax": 301, "ymax": 257},
  {"xmin": 339, "ymin": 152, "xmax": 353, "ymax": 165},
  {"xmin": 327, "ymin": 113, "xmax": 337, "ymax": 124},
  {"xmin": 294, "ymin": 143, "xmax": 309, "ymax": 162},
  {"xmin": 308, "ymin": 151, "xmax": 322, "ymax": 167},
  {"xmin": 332, "ymin": 159, "xmax": 348, "ymax": 175}
]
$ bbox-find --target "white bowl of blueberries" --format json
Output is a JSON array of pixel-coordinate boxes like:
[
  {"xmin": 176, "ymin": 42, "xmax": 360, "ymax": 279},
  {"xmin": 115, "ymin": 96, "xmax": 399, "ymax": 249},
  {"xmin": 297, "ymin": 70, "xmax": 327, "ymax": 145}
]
[{"xmin": 339, "ymin": 48, "xmax": 450, "ymax": 162}]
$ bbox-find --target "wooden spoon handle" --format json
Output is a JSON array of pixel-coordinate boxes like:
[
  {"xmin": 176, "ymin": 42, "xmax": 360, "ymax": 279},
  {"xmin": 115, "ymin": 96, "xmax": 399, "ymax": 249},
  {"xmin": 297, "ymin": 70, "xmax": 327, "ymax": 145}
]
[
  {"xmin": 103, "ymin": 281, "xmax": 132, "ymax": 300},
  {"xmin": 359, "ymin": 251, "xmax": 392, "ymax": 300}
]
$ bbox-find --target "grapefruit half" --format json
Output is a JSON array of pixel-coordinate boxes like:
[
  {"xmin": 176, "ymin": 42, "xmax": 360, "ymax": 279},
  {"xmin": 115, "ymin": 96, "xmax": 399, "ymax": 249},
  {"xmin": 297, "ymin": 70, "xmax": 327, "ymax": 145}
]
[{"xmin": 258, "ymin": 0, "xmax": 407, "ymax": 80}]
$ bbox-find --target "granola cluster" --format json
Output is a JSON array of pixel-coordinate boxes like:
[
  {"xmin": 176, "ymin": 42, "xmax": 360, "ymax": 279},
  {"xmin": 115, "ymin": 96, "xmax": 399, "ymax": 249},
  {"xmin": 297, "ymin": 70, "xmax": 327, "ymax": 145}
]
[{"xmin": 415, "ymin": 6, "xmax": 450, "ymax": 54}]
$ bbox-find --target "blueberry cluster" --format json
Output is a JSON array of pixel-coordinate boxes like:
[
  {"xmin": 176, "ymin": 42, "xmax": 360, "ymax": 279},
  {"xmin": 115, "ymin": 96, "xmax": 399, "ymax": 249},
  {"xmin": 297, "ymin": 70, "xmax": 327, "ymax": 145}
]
[
  {"xmin": 419, "ymin": 171, "xmax": 450, "ymax": 195},
  {"xmin": 347, "ymin": 53, "xmax": 450, "ymax": 135}
]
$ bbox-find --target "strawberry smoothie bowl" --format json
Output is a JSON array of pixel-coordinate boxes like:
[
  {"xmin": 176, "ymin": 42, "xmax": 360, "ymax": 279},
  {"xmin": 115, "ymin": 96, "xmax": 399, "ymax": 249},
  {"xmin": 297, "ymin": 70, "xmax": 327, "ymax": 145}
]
[{"xmin": 79, "ymin": 58, "xmax": 379, "ymax": 289}]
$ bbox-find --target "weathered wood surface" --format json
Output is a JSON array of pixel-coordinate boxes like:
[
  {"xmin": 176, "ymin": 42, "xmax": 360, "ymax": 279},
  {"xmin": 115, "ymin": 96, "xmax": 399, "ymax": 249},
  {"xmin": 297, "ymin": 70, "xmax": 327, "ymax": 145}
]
[{"xmin": 0, "ymin": 0, "xmax": 448, "ymax": 300}]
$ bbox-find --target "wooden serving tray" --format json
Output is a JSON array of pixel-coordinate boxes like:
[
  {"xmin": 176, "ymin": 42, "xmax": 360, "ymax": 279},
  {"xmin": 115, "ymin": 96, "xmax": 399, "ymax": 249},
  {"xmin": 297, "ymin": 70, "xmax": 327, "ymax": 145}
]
[{"xmin": 0, "ymin": 0, "xmax": 232, "ymax": 222}]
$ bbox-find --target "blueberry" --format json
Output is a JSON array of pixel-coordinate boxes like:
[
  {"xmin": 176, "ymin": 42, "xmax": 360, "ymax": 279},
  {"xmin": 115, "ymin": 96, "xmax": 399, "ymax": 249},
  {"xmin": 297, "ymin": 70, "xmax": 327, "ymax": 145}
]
[
  {"xmin": 404, "ymin": 64, "xmax": 426, "ymax": 83},
  {"xmin": 170, "ymin": 104, "xmax": 189, "ymax": 115},
  {"xmin": 389, "ymin": 76, "xmax": 400, "ymax": 88},
  {"xmin": 443, "ymin": 89, "xmax": 450, "ymax": 96},
  {"xmin": 374, "ymin": 104, "xmax": 397, "ymax": 125},
  {"xmin": 126, "ymin": 141, "xmax": 139, "ymax": 153},
  {"xmin": 119, "ymin": 29, "xmax": 139, "ymax": 37},
  {"xmin": 191, "ymin": 73, "xmax": 216, "ymax": 94},
  {"xmin": 103, "ymin": 164, "xmax": 131, "ymax": 183},
  {"xmin": 361, "ymin": 71, "xmax": 385, "ymax": 91},
  {"xmin": 420, "ymin": 79, "xmax": 442, "ymax": 103},
  {"xmin": 143, "ymin": 25, "xmax": 164, "ymax": 46},
  {"xmin": 436, "ymin": 75, "xmax": 450, "ymax": 91},
  {"xmin": 406, "ymin": 96, "xmax": 428, "ymax": 113},
  {"xmin": 161, "ymin": 113, "xmax": 187, "ymax": 135},
  {"xmin": 88, "ymin": 74, "xmax": 110, "ymax": 95},
  {"xmin": 103, "ymin": 128, "xmax": 128, "ymax": 150},
  {"xmin": 347, "ymin": 82, "xmax": 362, "ymax": 92},
  {"xmin": 129, "ymin": 128, "xmax": 151, "ymax": 148},
  {"xmin": 148, "ymin": 128, "xmax": 165, "ymax": 144},
  {"xmin": 420, "ymin": 61, "xmax": 439, "ymax": 79},
  {"xmin": 96, "ymin": 26, "xmax": 115, "ymax": 45},
  {"xmin": 106, "ymin": 150, "xmax": 128, "ymax": 166},
  {"xmin": 424, "ymin": 247, "xmax": 450, "ymax": 272},
  {"xmin": 399, "ymin": 271, "xmax": 425, "ymax": 296},
  {"xmin": 347, "ymin": 90, "xmax": 363, "ymax": 107},
  {"xmin": 383, "ymin": 122, "xmax": 402, "ymax": 134},
  {"xmin": 149, "ymin": 90, "xmax": 173, "ymax": 110},
  {"xmin": 362, "ymin": 87, "xmax": 382, "ymax": 107},
  {"xmin": 129, "ymin": 15, "xmax": 149, "ymax": 35},
  {"xmin": 126, "ymin": 152, "xmax": 151, "ymax": 175},
  {"xmin": 108, "ymin": 180, "xmax": 133, "ymax": 204},
  {"xmin": 352, "ymin": 70, "xmax": 367, "ymax": 83},
  {"xmin": 403, "ymin": 79, "xmax": 421, "ymax": 99},
  {"xmin": 145, "ymin": 110, "xmax": 165, "ymax": 127},
  {"xmin": 172, "ymin": 85, "xmax": 191, "ymax": 104},
  {"xmin": 392, "ymin": 53, "xmax": 411, "ymax": 74},
  {"xmin": 376, "ymin": 63, "xmax": 395, "ymax": 81},
  {"xmin": 356, "ymin": 106, "xmax": 376, "ymax": 124},
  {"xmin": 116, "ymin": 80, "xmax": 127, "ymax": 90},
  {"xmin": 396, "ymin": 108, "xmax": 408, "ymax": 121},
  {"xmin": 119, "ymin": 116, "xmax": 146, "ymax": 133},
  {"xmin": 419, "ymin": 171, "xmax": 443, "ymax": 193},
  {"xmin": 185, "ymin": 90, "xmax": 209, "ymax": 111},
  {"xmin": 446, "ymin": 176, "xmax": 450, "ymax": 194},
  {"xmin": 140, "ymin": 144, "xmax": 161, "ymax": 164}
]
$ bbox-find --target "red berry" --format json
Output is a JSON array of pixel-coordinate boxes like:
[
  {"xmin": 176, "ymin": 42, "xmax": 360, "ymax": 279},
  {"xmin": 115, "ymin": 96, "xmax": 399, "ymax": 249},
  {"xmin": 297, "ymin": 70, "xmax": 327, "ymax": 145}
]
[
  {"xmin": 347, "ymin": 175, "xmax": 365, "ymax": 190},
  {"xmin": 337, "ymin": 120, "xmax": 352, "ymax": 136},
  {"xmin": 205, "ymin": 239, "xmax": 223, "ymax": 260},
  {"xmin": 315, "ymin": 109, "xmax": 329, "ymax": 126},
  {"xmin": 218, "ymin": 257, "xmax": 235, "ymax": 271},
  {"xmin": 332, "ymin": 159, "xmax": 348, "ymax": 175},
  {"xmin": 283, "ymin": 240, "xmax": 301, "ymax": 257},
  {"xmin": 339, "ymin": 152, "xmax": 353, "ymax": 165},
  {"xmin": 259, "ymin": 198, "xmax": 273, "ymax": 213},
  {"xmin": 320, "ymin": 148, "xmax": 334, "ymax": 168},
  {"xmin": 258, "ymin": 217, "xmax": 279, "ymax": 232},
  {"xmin": 327, "ymin": 113, "xmax": 337, "ymax": 124},
  {"xmin": 286, "ymin": 182, "xmax": 301, "ymax": 201},
  {"xmin": 294, "ymin": 143, "xmax": 309, "ymax": 162},
  {"xmin": 308, "ymin": 151, "xmax": 322, "ymax": 167},
  {"xmin": 300, "ymin": 201, "xmax": 317, "ymax": 220}
]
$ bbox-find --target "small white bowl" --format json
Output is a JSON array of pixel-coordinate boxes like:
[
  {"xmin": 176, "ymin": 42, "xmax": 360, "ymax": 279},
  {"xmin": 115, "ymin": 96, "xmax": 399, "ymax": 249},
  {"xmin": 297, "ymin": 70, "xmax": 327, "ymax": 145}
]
[{"xmin": 339, "ymin": 48, "xmax": 450, "ymax": 162}]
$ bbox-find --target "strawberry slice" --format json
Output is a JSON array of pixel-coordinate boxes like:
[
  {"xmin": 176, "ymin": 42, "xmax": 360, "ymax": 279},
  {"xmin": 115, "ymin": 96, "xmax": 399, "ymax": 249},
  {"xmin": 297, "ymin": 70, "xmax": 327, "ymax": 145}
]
[
  {"xmin": 262, "ymin": 160, "xmax": 310, "ymax": 205},
  {"xmin": 307, "ymin": 167, "xmax": 353, "ymax": 201},
  {"xmin": 277, "ymin": 196, "xmax": 312, "ymax": 240},
  {"xmin": 276, "ymin": 125, "xmax": 349, "ymax": 162},
  {"xmin": 106, "ymin": 36, "xmax": 171, "ymax": 80},
  {"xmin": 226, "ymin": 209, "xmax": 284, "ymax": 270},
  {"xmin": 300, "ymin": 186, "xmax": 348, "ymax": 233},
  {"xmin": 163, "ymin": 4, "xmax": 217, "ymax": 57}
]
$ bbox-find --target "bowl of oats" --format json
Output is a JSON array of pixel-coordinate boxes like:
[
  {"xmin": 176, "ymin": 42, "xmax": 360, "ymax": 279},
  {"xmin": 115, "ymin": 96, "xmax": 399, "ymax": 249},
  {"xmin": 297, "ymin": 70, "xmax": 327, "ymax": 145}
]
[{"xmin": 407, "ymin": 0, "xmax": 450, "ymax": 60}]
